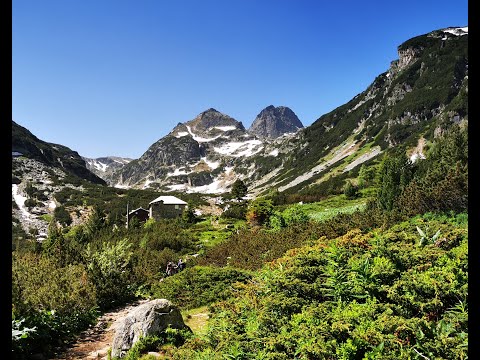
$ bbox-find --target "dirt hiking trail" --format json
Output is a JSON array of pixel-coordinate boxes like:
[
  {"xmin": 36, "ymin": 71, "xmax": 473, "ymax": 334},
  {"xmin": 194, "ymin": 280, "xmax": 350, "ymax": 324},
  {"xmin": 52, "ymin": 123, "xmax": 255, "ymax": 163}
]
[{"xmin": 50, "ymin": 299, "xmax": 149, "ymax": 360}]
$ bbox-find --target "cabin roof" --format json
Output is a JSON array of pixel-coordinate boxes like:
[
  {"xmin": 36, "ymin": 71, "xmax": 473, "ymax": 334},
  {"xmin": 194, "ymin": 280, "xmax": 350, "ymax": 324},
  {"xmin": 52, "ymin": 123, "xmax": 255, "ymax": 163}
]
[
  {"xmin": 128, "ymin": 207, "xmax": 148, "ymax": 215},
  {"xmin": 149, "ymin": 195, "xmax": 187, "ymax": 205}
]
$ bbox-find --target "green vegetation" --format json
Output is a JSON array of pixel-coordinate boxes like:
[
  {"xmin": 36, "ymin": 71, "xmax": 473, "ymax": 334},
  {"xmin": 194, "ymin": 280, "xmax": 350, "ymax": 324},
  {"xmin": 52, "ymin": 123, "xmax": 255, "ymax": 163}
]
[
  {"xmin": 230, "ymin": 179, "xmax": 248, "ymax": 200},
  {"xmin": 171, "ymin": 212, "xmax": 468, "ymax": 359},
  {"xmin": 11, "ymin": 31, "xmax": 468, "ymax": 358}
]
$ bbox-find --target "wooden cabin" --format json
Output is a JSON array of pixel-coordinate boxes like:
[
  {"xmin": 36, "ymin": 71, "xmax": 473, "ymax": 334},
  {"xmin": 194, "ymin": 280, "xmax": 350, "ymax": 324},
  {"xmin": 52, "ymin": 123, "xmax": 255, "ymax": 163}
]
[{"xmin": 127, "ymin": 207, "xmax": 149, "ymax": 227}]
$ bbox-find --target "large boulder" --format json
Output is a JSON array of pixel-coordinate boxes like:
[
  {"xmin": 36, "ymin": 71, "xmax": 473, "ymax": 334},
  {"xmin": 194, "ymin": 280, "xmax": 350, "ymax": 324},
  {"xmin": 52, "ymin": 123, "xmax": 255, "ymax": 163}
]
[{"xmin": 111, "ymin": 299, "xmax": 190, "ymax": 358}]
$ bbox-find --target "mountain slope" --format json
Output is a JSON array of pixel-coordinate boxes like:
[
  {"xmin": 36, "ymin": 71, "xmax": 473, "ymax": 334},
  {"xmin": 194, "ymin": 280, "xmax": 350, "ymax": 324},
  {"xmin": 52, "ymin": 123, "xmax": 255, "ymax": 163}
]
[
  {"xmin": 103, "ymin": 26, "xmax": 467, "ymax": 198},
  {"xmin": 12, "ymin": 121, "xmax": 106, "ymax": 185},
  {"xmin": 242, "ymin": 26, "xmax": 468, "ymax": 195},
  {"xmin": 83, "ymin": 156, "xmax": 133, "ymax": 183},
  {"xmin": 249, "ymin": 105, "xmax": 303, "ymax": 138},
  {"xmin": 110, "ymin": 108, "xmax": 263, "ymax": 192}
]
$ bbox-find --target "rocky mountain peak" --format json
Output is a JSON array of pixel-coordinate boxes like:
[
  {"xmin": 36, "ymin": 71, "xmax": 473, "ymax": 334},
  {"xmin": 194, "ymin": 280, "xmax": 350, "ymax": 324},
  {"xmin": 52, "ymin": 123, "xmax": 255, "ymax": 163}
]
[
  {"xmin": 189, "ymin": 108, "xmax": 244, "ymax": 132},
  {"xmin": 249, "ymin": 105, "xmax": 303, "ymax": 138}
]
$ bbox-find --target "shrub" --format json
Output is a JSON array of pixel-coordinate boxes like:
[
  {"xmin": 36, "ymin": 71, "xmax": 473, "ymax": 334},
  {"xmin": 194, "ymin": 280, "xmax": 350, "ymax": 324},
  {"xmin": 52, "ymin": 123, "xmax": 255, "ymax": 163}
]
[
  {"xmin": 246, "ymin": 199, "xmax": 274, "ymax": 226},
  {"xmin": 54, "ymin": 206, "xmax": 73, "ymax": 226},
  {"xmin": 344, "ymin": 180, "xmax": 359, "ymax": 199},
  {"xmin": 84, "ymin": 238, "xmax": 134, "ymax": 310},
  {"xmin": 149, "ymin": 266, "xmax": 252, "ymax": 310},
  {"xmin": 221, "ymin": 203, "xmax": 247, "ymax": 220}
]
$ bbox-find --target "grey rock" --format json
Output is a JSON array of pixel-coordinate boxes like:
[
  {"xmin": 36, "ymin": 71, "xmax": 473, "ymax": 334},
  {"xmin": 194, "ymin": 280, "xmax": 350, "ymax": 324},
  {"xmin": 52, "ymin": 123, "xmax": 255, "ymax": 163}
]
[
  {"xmin": 111, "ymin": 299, "xmax": 190, "ymax": 358},
  {"xmin": 82, "ymin": 156, "xmax": 133, "ymax": 183},
  {"xmin": 249, "ymin": 105, "xmax": 303, "ymax": 139}
]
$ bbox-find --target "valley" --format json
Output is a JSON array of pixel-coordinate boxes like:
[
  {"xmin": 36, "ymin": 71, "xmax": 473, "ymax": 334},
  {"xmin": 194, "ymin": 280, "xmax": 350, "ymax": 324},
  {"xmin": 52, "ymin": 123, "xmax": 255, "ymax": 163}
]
[{"xmin": 11, "ymin": 26, "xmax": 468, "ymax": 360}]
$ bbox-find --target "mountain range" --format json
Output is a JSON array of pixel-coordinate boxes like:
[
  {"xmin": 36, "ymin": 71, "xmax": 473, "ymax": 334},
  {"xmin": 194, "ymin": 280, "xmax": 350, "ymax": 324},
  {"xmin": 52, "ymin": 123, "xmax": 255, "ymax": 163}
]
[
  {"xmin": 12, "ymin": 26, "xmax": 468, "ymax": 236},
  {"xmin": 82, "ymin": 26, "xmax": 467, "ymax": 196}
]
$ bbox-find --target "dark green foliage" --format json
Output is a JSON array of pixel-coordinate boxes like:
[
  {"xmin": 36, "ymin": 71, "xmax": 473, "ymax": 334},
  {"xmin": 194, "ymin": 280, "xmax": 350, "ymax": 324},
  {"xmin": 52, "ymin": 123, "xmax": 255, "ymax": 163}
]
[
  {"xmin": 182, "ymin": 205, "xmax": 197, "ymax": 224},
  {"xmin": 397, "ymin": 125, "xmax": 467, "ymax": 216},
  {"xmin": 84, "ymin": 238, "xmax": 135, "ymax": 310},
  {"xmin": 343, "ymin": 180, "xmax": 359, "ymax": 199},
  {"xmin": 120, "ymin": 327, "xmax": 193, "ymax": 360},
  {"xmin": 149, "ymin": 266, "xmax": 252, "ymax": 310},
  {"xmin": 358, "ymin": 164, "xmax": 376, "ymax": 188},
  {"xmin": 54, "ymin": 206, "xmax": 72, "ymax": 226},
  {"xmin": 230, "ymin": 179, "xmax": 248, "ymax": 200},
  {"xmin": 24, "ymin": 198, "xmax": 37, "ymax": 209},
  {"xmin": 246, "ymin": 198, "xmax": 274, "ymax": 226},
  {"xmin": 376, "ymin": 152, "xmax": 414, "ymax": 211},
  {"xmin": 178, "ymin": 213, "xmax": 467, "ymax": 359},
  {"xmin": 221, "ymin": 203, "xmax": 247, "ymax": 220},
  {"xmin": 12, "ymin": 252, "xmax": 99, "ymax": 358}
]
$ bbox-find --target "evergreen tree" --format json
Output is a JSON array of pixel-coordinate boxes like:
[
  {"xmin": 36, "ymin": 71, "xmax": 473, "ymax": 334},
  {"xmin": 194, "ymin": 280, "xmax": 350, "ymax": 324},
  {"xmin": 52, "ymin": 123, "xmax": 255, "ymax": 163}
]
[
  {"xmin": 343, "ymin": 180, "xmax": 359, "ymax": 199},
  {"xmin": 182, "ymin": 205, "xmax": 196, "ymax": 224},
  {"xmin": 231, "ymin": 179, "xmax": 248, "ymax": 200},
  {"xmin": 246, "ymin": 198, "xmax": 274, "ymax": 226},
  {"xmin": 377, "ymin": 152, "xmax": 414, "ymax": 211},
  {"xmin": 358, "ymin": 164, "xmax": 376, "ymax": 188}
]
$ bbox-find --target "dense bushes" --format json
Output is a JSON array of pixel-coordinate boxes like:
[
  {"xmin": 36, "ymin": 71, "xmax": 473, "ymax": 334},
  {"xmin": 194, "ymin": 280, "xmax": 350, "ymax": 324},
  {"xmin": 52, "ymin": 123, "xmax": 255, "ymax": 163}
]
[
  {"xmin": 11, "ymin": 207, "xmax": 201, "ymax": 358},
  {"xmin": 377, "ymin": 125, "xmax": 467, "ymax": 216},
  {"xmin": 174, "ymin": 213, "xmax": 468, "ymax": 359},
  {"xmin": 12, "ymin": 252, "xmax": 98, "ymax": 358},
  {"xmin": 149, "ymin": 266, "xmax": 253, "ymax": 310}
]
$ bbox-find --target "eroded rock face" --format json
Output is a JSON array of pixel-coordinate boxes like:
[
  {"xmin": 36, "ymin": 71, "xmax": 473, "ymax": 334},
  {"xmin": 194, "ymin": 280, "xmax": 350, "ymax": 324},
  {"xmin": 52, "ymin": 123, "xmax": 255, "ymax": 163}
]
[
  {"xmin": 111, "ymin": 299, "xmax": 189, "ymax": 358},
  {"xmin": 249, "ymin": 105, "xmax": 303, "ymax": 139}
]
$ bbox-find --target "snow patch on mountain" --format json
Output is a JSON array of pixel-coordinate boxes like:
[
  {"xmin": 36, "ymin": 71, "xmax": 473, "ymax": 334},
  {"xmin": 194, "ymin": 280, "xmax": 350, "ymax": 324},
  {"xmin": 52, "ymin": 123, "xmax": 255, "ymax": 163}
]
[
  {"xmin": 215, "ymin": 126, "xmax": 237, "ymax": 131},
  {"xmin": 201, "ymin": 157, "xmax": 220, "ymax": 170},
  {"xmin": 442, "ymin": 26, "xmax": 468, "ymax": 36},
  {"xmin": 214, "ymin": 139, "xmax": 263, "ymax": 157},
  {"xmin": 12, "ymin": 184, "xmax": 32, "ymax": 220},
  {"xmin": 167, "ymin": 166, "xmax": 235, "ymax": 194},
  {"xmin": 174, "ymin": 131, "xmax": 189, "ymax": 138},
  {"xmin": 167, "ymin": 168, "xmax": 190, "ymax": 177},
  {"xmin": 93, "ymin": 161, "xmax": 108, "ymax": 172},
  {"xmin": 186, "ymin": 125, "xmax": 222, "ymax": 142}
]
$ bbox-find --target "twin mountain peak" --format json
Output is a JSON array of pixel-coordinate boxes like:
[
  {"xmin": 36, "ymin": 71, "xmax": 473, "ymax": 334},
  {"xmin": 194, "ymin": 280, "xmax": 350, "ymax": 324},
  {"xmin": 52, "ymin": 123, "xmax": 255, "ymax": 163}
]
[
  {"xmin": 171, "ymin": 106, "xmax": 303, "ymax": 139},
  {"xmin": 84, "ymin": 105, "xmax": 304, "ymax": 190}
]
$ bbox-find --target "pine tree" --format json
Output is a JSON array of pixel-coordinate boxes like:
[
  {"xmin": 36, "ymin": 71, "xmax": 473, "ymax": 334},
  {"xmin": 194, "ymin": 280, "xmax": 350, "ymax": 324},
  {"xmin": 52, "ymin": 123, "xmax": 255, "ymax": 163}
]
[{"xmin": 231, "ymin": 179, "xmax": 248, "ymax": 200}]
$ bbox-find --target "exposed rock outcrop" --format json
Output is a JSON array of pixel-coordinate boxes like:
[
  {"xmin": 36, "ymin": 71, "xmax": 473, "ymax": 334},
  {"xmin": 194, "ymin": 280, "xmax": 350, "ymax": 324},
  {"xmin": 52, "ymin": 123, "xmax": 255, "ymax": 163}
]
[
  {"xmin": 111, "ymin": 299, "xmax": 190, "ymax": 358},
  {"xmin": 249, "ymin": 105, "xmax": 303, "ymax": 138}
]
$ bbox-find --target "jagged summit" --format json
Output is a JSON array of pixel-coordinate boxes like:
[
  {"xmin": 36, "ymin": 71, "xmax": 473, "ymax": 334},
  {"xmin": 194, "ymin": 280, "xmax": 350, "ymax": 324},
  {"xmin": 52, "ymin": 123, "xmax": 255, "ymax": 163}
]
[
  {"xmin": 249, "ymin": 105, "xmax": 303, "ymax": 138},
  {"xmin": 187, "ymin": 108, "xmax": 244, "ymax": 132}
]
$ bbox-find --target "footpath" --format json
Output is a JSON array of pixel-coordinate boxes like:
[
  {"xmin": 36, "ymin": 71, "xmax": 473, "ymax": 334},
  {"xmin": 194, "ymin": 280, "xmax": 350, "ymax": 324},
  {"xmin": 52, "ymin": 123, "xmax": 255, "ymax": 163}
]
[{"xmin": 50, "ymin": 299, "xmax": 149, "ymax": 360}]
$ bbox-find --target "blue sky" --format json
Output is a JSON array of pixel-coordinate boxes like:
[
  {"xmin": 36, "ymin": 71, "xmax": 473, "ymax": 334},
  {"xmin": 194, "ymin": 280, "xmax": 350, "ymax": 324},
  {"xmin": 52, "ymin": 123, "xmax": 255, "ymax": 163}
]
[{"xmin": 12, "ymin": 0, "xmax": 468, "ymax": 159}]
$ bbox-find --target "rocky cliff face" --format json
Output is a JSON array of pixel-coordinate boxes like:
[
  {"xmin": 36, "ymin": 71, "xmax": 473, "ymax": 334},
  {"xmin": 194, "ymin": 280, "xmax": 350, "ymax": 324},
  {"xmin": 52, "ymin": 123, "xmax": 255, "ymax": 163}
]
[
  {"xmin": 83, "ymin": 156, "xmax": 133, "ymax": 183},
  {"xmin": 249, "ymin": 105, "xmax": 303, "ymax": 138},
  {"xmin": 12, "ymin": 121, "xmax": 106, "ymax": 185},
  {"xmin": 110, "ymin": 108, "xmax": 263, "ymax": 191}
]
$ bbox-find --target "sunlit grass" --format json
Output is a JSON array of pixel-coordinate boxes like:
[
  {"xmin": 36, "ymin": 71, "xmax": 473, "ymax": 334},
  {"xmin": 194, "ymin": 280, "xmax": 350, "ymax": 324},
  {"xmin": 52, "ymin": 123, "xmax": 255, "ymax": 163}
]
[
  {"xmin": 182, "ymin": 306, "xmax": 210, "ymax": 335},
  {"xmin": 300, "ymin": 189, "xmax": 375, "ymax": 222},
  {"xmin": 192, "ymin": 218, "xmax": 246, "ymax": 249}
]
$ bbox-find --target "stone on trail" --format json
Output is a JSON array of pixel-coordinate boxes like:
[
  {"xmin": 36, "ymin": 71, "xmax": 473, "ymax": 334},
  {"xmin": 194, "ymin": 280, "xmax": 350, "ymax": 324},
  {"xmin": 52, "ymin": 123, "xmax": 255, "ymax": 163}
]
[{"xmin": 111, "ymin": 298, "xmax": 190, "ymax": 358}]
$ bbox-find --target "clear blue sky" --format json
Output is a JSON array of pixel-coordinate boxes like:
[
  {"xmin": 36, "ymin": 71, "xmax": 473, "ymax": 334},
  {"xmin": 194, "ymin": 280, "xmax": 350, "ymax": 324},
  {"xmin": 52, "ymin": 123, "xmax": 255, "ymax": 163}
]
[{"xmin": 12, "ymin": 0, "xmax": 468, "ymax": 159}]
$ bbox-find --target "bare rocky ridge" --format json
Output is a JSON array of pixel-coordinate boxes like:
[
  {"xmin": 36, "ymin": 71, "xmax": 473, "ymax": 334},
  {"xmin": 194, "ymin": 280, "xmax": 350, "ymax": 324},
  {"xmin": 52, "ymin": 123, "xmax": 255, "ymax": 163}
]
[
  {"xmin": 82, "ymin": 156, "xmax": 133, "ymax": 185},
  {"xmin": 12, "ymin": 157, "xmax": 86, "ymax": 241},
  {"xmin": 249, "ymin": 105, "xmax": 303, "ymax": 139},
  {"xmin": 109, "ymin": 108, "xmax": 262, "ymax": 192}
]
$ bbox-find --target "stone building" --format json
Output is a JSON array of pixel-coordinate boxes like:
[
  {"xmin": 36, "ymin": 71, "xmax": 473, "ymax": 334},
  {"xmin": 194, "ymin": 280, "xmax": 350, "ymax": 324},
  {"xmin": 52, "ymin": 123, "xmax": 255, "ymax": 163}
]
[{"xmin": 149, "ymin": 195, "xmax": 187, "ymax": 220}]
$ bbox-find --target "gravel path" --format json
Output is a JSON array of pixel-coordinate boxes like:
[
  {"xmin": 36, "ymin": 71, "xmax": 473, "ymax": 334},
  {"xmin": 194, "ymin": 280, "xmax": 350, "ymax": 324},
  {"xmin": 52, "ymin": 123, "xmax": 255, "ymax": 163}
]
[{"xmin": 50, "ymin": 299, "xmax": 150, "ymax": 360}]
